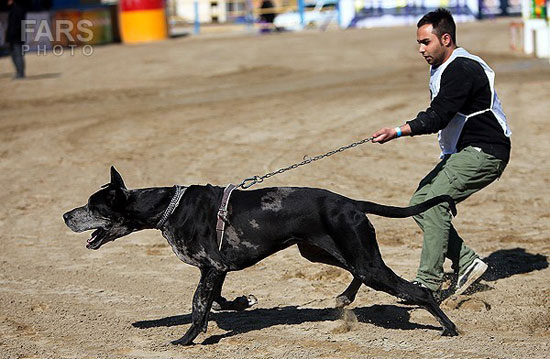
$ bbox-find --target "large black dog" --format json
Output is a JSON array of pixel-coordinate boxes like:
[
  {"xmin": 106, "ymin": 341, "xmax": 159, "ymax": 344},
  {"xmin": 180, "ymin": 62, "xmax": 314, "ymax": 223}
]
[{"xmin": 63, "ymin": 167, "xmax": 459, "ymax": 345}]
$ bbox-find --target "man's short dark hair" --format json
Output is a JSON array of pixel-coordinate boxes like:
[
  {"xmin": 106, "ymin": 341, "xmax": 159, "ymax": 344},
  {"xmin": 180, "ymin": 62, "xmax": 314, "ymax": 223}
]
[{"xmin": 417, "ymin": 8, "xmax": 456, "ymax": 44}]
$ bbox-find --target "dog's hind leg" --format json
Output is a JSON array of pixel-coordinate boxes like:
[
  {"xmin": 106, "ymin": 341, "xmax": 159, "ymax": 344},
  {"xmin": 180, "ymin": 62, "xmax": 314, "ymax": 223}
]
[
  {"xmin": 172, "ymin": 267, "xmax": 225, "ymax": 346},
  {"xmin": 211, "ymin": 272, "xmax": 258, "ymax": 312},
  {"xmin": 346, "ymin": 227, "xmax": 458, "ymax": 336},
  {"xmin": 354, "ymin": 265, "xmax": 458, "ymax": 336},
  {"xmin": 326, "ymin": 213, "xmax": 458, "ymax": 336},
  {"xmin": 297, "ymin": 242, "xmax": 362, "ymax": 308}
]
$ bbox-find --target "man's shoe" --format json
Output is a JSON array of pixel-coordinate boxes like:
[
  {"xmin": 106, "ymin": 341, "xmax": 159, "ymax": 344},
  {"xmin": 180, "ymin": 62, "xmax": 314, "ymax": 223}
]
[{"xmin": 455, "ymin": 258, "xmax": 488, "ymax": 295}]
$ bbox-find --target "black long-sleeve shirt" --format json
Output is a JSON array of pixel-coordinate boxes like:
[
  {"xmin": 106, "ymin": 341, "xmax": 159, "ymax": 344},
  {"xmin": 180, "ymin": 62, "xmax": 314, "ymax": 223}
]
[{"xmin": 407, "ymin": 57, "xmax": 511, "ymax": 163}]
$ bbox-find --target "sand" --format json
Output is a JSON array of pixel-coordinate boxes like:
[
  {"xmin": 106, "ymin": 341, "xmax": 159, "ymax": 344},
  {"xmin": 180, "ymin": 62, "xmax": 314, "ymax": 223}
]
[{"xmin": 1, "ymin": 19, "xmax": 549, "ymax": 359}]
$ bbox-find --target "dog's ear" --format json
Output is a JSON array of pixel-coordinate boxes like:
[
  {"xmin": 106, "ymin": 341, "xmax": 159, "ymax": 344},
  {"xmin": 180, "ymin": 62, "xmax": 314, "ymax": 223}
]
[
  {"xmin": 110, "ymin": 166, "xmax": 127, "ymax": 189},
  {"xmin": 107, "ymin": 186, "xmax": 129, "ymax": 208}
]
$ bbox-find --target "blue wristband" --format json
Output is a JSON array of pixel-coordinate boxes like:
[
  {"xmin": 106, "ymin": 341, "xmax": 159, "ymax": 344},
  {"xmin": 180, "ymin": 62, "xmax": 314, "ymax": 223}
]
[{"xmin": 394, "ymin": 127, "xmax": 402, "ymax": 137}]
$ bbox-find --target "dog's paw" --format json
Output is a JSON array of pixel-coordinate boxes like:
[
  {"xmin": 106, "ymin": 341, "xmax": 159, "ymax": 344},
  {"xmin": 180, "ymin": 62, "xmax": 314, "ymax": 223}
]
[
  {"xmin": 171, "ymin": 337, "xmax": 195, "ymax": 346},
  {"xmin": 440, "ymin": 326, "xmax": 459, "ymax": 337},
  {"xmin": 212, "ymin": 295, "xmax": 257, "ymax": 311},
  {"xmin": 335, "ymin": 295, "xmax": 352, "ymax": 308},
  {"xmin": 171, "ymin": 327, "xmax": 201, "ymax": 346},
  {"xmin": 211, "ymin": 301, "xmax": 222, "ymax": 311},
  {"xmin": 232, "ymin": 295, "xmax": 258, "ymax": 311},
  {"xmin": 246, "ymin": 294, "xmax": 258, "ymax": 308}
]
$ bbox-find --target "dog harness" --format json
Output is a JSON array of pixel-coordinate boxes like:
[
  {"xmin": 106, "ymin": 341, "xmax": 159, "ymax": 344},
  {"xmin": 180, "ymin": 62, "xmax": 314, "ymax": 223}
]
[
  {"xmin": 216, "ymin": 184, "xmax": 237, "ymax": 251},
  {"xmin": 156, "ymin": 185, "xmax": 187, "ymax": 229}
]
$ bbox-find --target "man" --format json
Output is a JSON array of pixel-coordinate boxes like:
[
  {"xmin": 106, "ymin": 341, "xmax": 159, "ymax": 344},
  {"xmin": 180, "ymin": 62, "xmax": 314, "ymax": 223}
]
[
  {"xmin": 371, "ymin": 9, "xmax": 511, "ymax": 297},
  {"xmin": 6, "ymin": 0, "xmax": 28, "ymax": 78}
]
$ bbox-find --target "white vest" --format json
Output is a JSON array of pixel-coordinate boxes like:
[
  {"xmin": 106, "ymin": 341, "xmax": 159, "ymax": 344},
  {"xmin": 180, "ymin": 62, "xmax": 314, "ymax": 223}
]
[{"xmin": 429, "ymin": 48, "xmax": 511, "ymax": 157}]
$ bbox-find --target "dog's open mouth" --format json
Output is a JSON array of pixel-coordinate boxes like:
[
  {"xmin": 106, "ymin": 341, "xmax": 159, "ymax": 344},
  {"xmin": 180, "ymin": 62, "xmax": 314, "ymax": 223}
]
[{"xmin": 87, "ymin": 228, "xmax": 107, "ymax": 250}]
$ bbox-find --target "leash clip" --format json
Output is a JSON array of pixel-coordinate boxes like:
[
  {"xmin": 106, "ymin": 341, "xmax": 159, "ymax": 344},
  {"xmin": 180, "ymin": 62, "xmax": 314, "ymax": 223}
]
[{"xmin": 238, "ymin": 176, "xmax": 263, "ymax": 189}]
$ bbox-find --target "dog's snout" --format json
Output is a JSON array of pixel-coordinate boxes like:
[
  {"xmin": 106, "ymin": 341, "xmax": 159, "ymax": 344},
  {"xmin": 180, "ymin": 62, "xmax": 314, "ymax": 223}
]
[{"xmin": 63, "ymin": 212, "xmax": 70, "ymax": 223}]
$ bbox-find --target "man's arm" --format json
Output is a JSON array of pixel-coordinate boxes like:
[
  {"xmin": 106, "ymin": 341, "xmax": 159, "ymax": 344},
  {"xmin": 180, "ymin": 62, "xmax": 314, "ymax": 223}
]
[
  {"xmin": 372, "ymin": 59, "xmax": 477, "ymax": 144},
  {"xmin": 372, "ymin": 124, "xmax": 412, "ymax": 144}
]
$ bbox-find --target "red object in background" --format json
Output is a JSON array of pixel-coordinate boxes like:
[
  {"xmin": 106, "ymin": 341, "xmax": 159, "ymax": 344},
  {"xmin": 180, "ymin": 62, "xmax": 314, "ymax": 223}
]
[{"xmin": 118, "ymin": 0, "xmax": 165, "ymax": 12}]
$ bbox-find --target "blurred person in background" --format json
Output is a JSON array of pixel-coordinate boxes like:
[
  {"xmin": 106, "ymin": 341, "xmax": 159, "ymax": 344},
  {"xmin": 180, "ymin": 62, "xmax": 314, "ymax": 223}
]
[
  {"xmin": 371, "ymin": 9, "xmax": 511, "ymax": 299},
  {"xmin": 260, "ymin": 0, "xmax": 275, "ymax": 24},
  {"xmin": 6, "ymin": 0, "xmax": 29, "ymax": 78}
]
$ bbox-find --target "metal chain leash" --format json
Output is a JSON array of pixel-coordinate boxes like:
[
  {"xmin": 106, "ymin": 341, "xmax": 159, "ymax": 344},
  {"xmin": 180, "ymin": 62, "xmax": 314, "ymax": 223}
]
[{"xmin": 237, "ymin": 136, "xmax": 376, "ymax": 189}]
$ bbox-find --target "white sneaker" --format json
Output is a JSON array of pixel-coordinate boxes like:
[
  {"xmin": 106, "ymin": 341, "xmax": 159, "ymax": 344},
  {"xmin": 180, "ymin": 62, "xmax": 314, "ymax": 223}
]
[{"xmin": 455, "ymin": 258, "xmax": 488, "ymax": 295}]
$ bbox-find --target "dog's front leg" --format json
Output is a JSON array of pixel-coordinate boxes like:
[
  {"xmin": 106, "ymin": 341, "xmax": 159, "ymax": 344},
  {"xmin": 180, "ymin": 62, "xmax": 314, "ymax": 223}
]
[
  {"xmin": 172, "ymin": 267, "xmax": 225, "ymax": 346},
  {"xmin": 335, "ymin": 277, "xmax": 362, "ymax": 308},
  {"xmin": 211, "ymin": 272, "xmax": 258, "ymax": 311}
]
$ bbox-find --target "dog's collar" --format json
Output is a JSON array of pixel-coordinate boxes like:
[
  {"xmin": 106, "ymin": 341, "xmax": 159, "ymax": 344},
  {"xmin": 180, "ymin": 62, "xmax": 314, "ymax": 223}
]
[{"xmin": 156, "ymin": 185, "xmax": 187, "ymax": 229}]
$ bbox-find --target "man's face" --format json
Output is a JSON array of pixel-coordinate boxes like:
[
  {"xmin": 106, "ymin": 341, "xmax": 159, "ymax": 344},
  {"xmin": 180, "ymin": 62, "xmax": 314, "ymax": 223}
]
[{"xmin": 417, "ymin": 24, "xmax": 447, "ymax": 67}]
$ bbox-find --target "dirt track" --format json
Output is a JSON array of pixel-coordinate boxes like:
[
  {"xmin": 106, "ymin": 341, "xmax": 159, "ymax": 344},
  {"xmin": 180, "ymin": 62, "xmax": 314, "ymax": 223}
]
[{"xmin": 1, "ymin": 19, "xmax": 549, "ymax": 358}]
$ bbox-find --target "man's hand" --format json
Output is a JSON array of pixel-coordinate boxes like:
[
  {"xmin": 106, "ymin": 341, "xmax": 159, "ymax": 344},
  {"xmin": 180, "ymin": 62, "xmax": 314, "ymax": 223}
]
[
  {"xmin": 372, "ymin": 128, "xmax": 398, "ymax": 144},
  {"xmin": 372, "ymin": 124, "xmax": 411, "ymax": 144}
]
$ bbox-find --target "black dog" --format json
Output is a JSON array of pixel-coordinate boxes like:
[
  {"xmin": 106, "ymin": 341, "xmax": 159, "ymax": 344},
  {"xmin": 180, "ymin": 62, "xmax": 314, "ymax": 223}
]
[{"xmin": 63, "ymin": 167, "xmax": 459, "ymax": 345}]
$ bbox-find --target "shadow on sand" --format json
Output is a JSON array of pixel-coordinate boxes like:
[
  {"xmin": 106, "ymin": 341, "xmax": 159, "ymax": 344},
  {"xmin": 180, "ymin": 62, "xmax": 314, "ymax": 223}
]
[
  {"xmin": 132, "ymin": 248, "xmax": 548, "ymax": 344},
  {"xmin": 22, "ymin": 73, "xmax": 62, "ymax": 80},
  {"xmin": 465, "ymin": 248, "xmax": 548, "ymax": 294},
  {"xmin": 481, "ymin": 247, "xmax": 548, "ymax": 281},
  {"xmin": 133, "ymin": 304, "xmax": 439, "ymax": 344},
  {"xmin": 445, "ymin": 247, "xmax": 548, "ymax": 295},
  {"xmin": 0, "ymin": 72, "xmax": 61, "ymax": 80}
]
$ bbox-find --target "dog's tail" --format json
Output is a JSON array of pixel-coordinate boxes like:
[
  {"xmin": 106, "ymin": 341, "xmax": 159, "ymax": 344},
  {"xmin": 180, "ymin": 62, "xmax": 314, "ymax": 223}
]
[{"xmin": 358, "ymin": 195, "xmax": 457, "ymax": 218}]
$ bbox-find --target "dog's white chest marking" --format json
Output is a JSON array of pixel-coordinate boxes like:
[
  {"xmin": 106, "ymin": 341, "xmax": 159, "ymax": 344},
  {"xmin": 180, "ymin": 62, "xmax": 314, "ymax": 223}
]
[
  {"xmin": 162, "ymin": 231, "xmax": 202, "ymax": 267},
  {"xmin": 162, "ymin": 231, "xmax": 226, "ymax": 270}
]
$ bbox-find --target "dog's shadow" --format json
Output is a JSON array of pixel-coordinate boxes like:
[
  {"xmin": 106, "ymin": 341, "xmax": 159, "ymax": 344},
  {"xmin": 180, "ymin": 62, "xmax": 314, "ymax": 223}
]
[
  {"xmin": 133, "ymin": 304, "xmax": 439, "ymax": 344},
  {"xmin": 133, "ymin": 248, "xmax": 548, "ymax": 343}
]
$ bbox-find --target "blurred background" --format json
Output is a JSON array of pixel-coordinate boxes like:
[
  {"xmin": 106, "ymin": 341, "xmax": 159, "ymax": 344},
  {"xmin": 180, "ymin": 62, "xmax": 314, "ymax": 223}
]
[
  {"xmin": 0, "ymin": 0, "xmax": 548, "ymax": 58},
  {"xmin": 0, "ymin": 0, "xmax": 549, "ymax": 357}
]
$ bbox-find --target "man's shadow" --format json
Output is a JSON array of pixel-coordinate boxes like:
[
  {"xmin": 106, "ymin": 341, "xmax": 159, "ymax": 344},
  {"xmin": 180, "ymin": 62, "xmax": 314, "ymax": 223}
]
[
  {"xmin": 448, "ymin": 247, "xmax": 548, "ymax": 294},
  {"xmin": 133, "ymin": 304, "xmax": 440, "ymax": 345},
  {"xmin": 482, "ymin": 247, "xmax": 548, "ymax": 281},
  {"xmin": 0, "ymin": 72, "xmax": 61, "ymax": 80}
]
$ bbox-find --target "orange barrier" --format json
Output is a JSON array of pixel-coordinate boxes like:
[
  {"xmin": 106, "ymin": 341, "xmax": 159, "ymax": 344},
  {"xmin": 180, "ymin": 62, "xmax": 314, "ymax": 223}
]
[
  {"xmin": 52, "ymin": 10, "xmax": 81, "ymax": 46},
  {"xmin": 119, "ymin": 0, "xmax": 168, "ymax": 44},
  {"xmin": 52, "ymin": 9, "xmax": 114, "ymax": 47}
]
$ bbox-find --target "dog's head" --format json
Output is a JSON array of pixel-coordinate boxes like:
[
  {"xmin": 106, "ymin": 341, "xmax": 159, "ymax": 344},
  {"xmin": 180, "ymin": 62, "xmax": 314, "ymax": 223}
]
[{"xmin": 63, "ymin": 166, "xmax": 135, "ymax": 250}]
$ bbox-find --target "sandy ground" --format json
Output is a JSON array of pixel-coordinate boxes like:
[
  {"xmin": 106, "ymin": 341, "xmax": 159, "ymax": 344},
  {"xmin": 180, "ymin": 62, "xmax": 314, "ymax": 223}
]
[{"xmin": 1, "ymin": 19, "xmax": 549, "ymax": 359}]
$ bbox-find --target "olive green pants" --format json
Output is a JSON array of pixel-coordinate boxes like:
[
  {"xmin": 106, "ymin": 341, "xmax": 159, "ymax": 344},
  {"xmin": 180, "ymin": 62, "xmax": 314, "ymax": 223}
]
[{"xmin": 409, "ymin": 146, "xmax": 506, "ymax": 291}]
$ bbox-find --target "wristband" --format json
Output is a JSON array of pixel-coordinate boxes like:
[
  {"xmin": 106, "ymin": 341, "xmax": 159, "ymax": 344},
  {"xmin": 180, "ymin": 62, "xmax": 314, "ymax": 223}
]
[{"xmin": 394, "ymin": 127, "xmax": 402, "ymax": 137}]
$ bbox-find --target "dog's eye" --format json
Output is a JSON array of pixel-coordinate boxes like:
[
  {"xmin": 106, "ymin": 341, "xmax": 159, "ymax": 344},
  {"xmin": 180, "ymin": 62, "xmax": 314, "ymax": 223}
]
[{"xmin": 90, "ymin": 209, "xmax": 112, "ymax": 222}]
